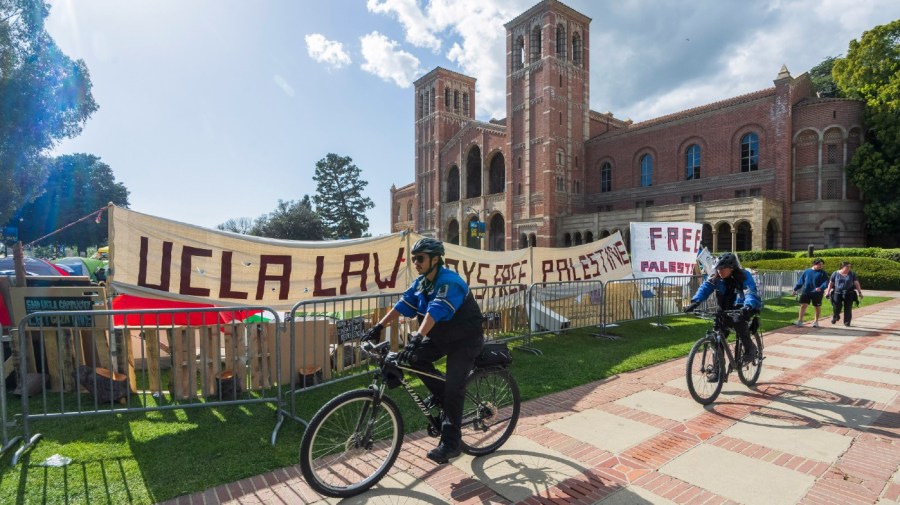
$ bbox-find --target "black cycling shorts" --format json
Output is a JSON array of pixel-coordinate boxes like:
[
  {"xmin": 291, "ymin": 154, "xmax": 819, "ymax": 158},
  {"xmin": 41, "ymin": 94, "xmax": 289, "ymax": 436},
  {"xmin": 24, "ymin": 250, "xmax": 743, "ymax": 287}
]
[{"xmin": 799, "ymin": 292, "xmax": 824, "ymax": 306}]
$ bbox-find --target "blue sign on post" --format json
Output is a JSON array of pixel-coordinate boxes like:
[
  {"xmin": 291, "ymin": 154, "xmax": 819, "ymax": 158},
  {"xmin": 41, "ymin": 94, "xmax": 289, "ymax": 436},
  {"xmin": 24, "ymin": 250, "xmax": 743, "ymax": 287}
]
[{"xmin": 468, "ymin": 221, "xmax": 485, "ymax": 238}]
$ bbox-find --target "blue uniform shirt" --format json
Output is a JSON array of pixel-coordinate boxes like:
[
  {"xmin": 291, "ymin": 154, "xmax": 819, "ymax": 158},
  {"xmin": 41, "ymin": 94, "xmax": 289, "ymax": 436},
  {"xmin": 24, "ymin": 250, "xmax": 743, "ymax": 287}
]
[
  {"xmin": 395, "ymin": 267, "xmax": 470, "ymax": 323},
  {"xmin": 691, "ymin": 268, "xmax": 763, "ymax": 310}
]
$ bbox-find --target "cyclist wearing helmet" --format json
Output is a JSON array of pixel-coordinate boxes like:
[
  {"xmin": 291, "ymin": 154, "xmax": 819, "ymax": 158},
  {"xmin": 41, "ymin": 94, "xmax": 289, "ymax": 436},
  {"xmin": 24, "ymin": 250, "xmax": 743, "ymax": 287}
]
[
  {"xmin": 365, "ymin": 237, "xmax": 484, "ymax": 464},
  {"xmin": 683, "ymin": 252, "xmax": 762, "ymax": 369}
]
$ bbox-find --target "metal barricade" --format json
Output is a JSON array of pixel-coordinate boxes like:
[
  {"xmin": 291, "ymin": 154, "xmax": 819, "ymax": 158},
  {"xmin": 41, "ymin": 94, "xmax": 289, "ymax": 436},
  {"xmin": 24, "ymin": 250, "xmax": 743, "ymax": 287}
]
[
  {"xmin": 599, "ymin": 277, "xmax": 663, "ymax": 337},
  {"xmin": 527, "ymin": 280, "xmax": 605, "ymax": 339},
  {"xmin": 658, "ymin": 275, "xmax": 707, "ymax": 325},
  {"xmin": 2, "ymin": 324, "xmax": 22, "ymax": 459},
  {"xmin": 755, "ymin": 270, "xmax": 802, "ymax": 301},
  {"xmin": 11, "ymin": 305, "xmax": 282, "ymax": 465},
  {"xmin": 280, "ymin": 292, "xmax": 402, "ymax": 428},
  {"xmin": 470, "ymin": 283, "xmax": 531, "ymax": 344}
]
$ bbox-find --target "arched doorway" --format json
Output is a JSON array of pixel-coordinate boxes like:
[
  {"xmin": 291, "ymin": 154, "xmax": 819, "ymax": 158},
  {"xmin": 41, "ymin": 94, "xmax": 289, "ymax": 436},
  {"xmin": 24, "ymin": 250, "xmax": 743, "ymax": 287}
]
[
  {"xmin": 519, "ymin": 233, "xmax": 528, "ymax": 249},
  {"xmin": 564, "ymin": 233, "xmax": 572, "ymax": 247},
  {"xmin": 716, "ymin": 223, "xmax": 732, "ymax": 252},
  {"xmin": 529, "ymin": 233, "xmax": 537, "ymax": 247},
  {"xmin": 574, "ymin": 232, "xmax": 583, "ymax": 245},
  {"xmin": 735, "ymin": 221, "xmax": 752, "ymax": 251},
  {"xmin": 447, "ymin": 220, "xmax": 460, "ymax": 245},
  {"xmin": 466, "ymin": 145, "xmax": 482, "ymax": 198},
  {"xmin": 766, "ymin": 219, "xmax": 779, "ymax": 250},
  {"xmin": 488, "ymin": 214, "xmax": 505, "ymax": 251},
  {"xmin": 585, "ymin": 231, "xmax": 594, "ymax": 243},
  {"xmin": 702, "ymin": 224, "xmax": 713, "ymax": 249}
]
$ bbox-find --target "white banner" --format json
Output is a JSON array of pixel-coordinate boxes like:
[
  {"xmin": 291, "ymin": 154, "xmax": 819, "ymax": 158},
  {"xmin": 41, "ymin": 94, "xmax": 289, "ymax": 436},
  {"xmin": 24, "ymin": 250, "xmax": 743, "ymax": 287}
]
[
  {"xmin": 109, "ymin": 206, "xmax": 412, "ymax": 310},
  {"xmin": 629, "ymin": 222, "xmax": 703, "ymax": 278},
  {"xmin": 109, "ymin": 206, "xmax": 634, "ymax": 310}
]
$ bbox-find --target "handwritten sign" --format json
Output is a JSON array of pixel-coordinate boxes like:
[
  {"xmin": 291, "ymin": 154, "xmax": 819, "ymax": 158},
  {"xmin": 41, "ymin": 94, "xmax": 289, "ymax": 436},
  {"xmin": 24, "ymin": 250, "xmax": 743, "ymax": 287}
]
[{"xmin": 335, "ymin": 317, "xmax": 367, "ymax": 343}]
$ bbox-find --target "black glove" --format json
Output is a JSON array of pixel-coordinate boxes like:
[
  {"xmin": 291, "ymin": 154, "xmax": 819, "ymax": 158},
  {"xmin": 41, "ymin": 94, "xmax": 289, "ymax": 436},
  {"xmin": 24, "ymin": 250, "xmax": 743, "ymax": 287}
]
[
  {"xmin": 364, "ymin": 323, "xmax": 384, "ymax": 342},
  {"xmin": 397, "ymin": 332, "xmax": 423, "ymax": 364},
  {"xmin": 740, "ymin": 305, "xmax": 755, "ymax": 321},
  {"xmin": 683, "ymin": 301, "xmax": 700, "ymax": 313}
]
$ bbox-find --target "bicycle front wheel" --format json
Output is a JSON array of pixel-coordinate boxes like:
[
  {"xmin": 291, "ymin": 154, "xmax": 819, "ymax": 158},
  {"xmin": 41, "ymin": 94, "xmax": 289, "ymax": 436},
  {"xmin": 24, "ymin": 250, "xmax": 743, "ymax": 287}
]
[
  {"xmin": 460, "ymin": 368, "xmax": 521, "ymax": 455},
  {"xmin": 738, "ymin": 330, "xmax": 763, "ymax": 386},
  {"xmin": 686, "ymin": 336, "xmax": 724, "ymax": 405},
  {"xmin": 299, "ymin": 389, "xmax": 404, "ymax": 498}
]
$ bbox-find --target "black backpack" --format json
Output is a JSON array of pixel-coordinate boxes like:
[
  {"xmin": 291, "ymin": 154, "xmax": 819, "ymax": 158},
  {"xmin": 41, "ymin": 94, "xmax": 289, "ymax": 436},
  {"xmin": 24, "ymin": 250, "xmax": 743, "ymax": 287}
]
[{"xmin": 474, "ymin": 342, "xmax": 513, "ymax": 368}]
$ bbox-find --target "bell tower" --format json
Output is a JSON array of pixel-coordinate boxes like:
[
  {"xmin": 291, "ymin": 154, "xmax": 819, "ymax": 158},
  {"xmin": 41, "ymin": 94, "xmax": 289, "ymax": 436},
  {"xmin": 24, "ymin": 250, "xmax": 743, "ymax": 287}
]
[{"xmin": 505, "ymin": 0, "xmax": 591, "ymax": 246}]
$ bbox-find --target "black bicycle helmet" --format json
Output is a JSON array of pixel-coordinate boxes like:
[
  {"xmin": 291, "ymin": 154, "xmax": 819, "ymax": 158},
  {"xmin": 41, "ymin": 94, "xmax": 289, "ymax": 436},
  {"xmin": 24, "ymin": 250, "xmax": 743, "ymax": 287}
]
[
  {"xmin": 713, "ymin": 252, "xmax": 740, "ymax": 270},
  {"xmin": 411, "ymin": 237, "xmax": 445, "ymax": 257}
]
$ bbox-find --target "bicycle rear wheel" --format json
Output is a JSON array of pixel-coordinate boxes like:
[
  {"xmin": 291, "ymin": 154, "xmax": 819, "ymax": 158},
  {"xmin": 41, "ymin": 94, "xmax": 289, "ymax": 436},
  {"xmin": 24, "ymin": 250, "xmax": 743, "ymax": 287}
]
[
  {"xmin": 299, "ymin": 389, "xmax": 404, "ymax": 498},
  {"xmin": 737, "ymin": 330, "xmax": 763, "ymax": 386},
  {"xmin": 686, "ymin": 336, "xmax": 724, "ymax": 405},
  {"xmin": 460, "ymin": 367, "xmax": 521, "ymax": 455}
]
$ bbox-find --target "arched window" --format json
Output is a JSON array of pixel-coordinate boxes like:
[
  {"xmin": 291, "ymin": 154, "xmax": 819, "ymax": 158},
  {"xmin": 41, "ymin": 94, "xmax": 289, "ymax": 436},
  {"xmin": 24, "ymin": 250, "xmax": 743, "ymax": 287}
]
[
  {"xmin": 489, "ymin": 153, "xmax": 505, "ymax": 194},
  {"xmin": 556, "ymin": 149, "xmax": 565, "ymax": 166},
  {"xmin": 572, "ymin": 33, "xmax": 582, "ymax": 66},
  {"xmin": 466, "ymin": 145, "xmax": 482, "ymax": 198},
  {"xmin": 418, "ymin": 92, "xmax": 424, "ymax": 118},
  {"xmin": 396, "ymin": 203, "xmax": 401, "ymax": 221},
  {"xmin": 600, "ymin": 162, "xmax": 612, "ymax": 192},
  {"xmin": 686, "ymin": 144, "xmax": 701, "ymax": 180},
  {"xmin": 515, "ymin": 35, "xmax": 525, "ymax": 70},
  {"xmin": 462, "ymin": 92, "xmax": 469, "ymax": 116},
  {"xmin": 640, "ymin": 154, "xmax": 653, "ymax": 187},
  {"xmin": 444, "ymin": 87, "xmax": 450, "ymax": 110},
  {"xmin": 741, "ymin": 133, "xmax": 759, "ymax": 172},
  {"xmin": 407, "ymin": 202, "xmax": 413, "ymax": 221},
  {"xmin": 556, "ymin": 24, "xmax": 566, "ymax": 59},
  {"xmin": 453, "ymin": 90, "xmax": 459, "ymax": 113},
  {"xmin": 530, "ymin": 26, "xmax": 542, "ymax": 63},
  {"xmin": 429, "ymin": 86, "xmax": 435, "ymax": 113},
  {"xmin": 446, "ymin": 165, "xmax": 460, "ymax": 202}
]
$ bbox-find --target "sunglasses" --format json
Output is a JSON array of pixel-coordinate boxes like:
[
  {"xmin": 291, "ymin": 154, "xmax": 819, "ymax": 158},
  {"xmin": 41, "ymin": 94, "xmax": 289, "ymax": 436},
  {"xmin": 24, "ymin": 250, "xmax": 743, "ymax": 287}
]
[{"xmin": 412, "ymin": 255, "xmax": 430, "ymax": 264}]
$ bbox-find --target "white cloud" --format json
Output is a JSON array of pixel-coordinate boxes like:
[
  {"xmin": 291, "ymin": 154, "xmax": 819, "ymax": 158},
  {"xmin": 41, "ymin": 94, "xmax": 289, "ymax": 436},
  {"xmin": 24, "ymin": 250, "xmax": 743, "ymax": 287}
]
[
  {"xmin": 359, "ymin": 31, "xmax": 423, "ymax": 88},
  {"xmin": 304, "ymin": 33, "xmax": 352, "ymax": 69},
  {"xmin": 366, "ymin": 0, "xmax": 442, "ymax": 51}
]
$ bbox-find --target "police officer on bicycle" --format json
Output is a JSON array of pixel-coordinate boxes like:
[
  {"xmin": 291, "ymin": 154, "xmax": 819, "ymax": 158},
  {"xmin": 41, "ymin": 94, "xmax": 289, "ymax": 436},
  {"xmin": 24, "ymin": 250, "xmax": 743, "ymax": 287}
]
[
  {"xmin": 366, "ymin": 237, "xmax": 484, "ymax": 464},
  {"xmin": 684, "ymin": 252, "xmax": 762, "ymax": 371}
]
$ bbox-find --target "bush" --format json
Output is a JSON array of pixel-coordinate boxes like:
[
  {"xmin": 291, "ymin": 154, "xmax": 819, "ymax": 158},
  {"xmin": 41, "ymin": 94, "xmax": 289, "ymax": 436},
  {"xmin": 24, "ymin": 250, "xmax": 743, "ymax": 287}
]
[
  {"xmin": 736, "ymin": 250, "xmax": 794, "ymax": 262},
  {"xmin": 745, "ymin": 256, "xmax": 900, "ymax": 290},
  {"xmin": 811, "ymin": 247, "xmax": 883, "ymax": 259},
  {"xmin": 876, "ymin": 249, "xmax": 900, "ymax": 263}
]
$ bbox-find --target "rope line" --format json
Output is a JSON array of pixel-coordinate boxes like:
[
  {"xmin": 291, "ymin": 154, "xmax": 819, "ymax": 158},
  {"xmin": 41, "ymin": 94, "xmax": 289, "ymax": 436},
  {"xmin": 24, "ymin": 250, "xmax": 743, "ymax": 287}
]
[{"xmin": 24, "ymin": 207, "xmax": 107, "ymax": 248}]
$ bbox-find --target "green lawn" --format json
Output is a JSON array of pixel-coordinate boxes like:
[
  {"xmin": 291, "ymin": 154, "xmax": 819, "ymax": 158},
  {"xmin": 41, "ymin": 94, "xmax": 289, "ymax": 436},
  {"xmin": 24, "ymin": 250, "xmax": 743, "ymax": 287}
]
[{"xmin": 0, "ymin": 295, "xmax": 890, "ymax": 504}]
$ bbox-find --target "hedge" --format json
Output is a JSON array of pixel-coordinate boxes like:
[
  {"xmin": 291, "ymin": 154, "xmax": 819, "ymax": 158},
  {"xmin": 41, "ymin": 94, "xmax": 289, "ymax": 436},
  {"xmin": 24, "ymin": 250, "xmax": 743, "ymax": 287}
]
[{"xmin": 744, "ymin": 256, "xmax": 900, "ymax": 290}]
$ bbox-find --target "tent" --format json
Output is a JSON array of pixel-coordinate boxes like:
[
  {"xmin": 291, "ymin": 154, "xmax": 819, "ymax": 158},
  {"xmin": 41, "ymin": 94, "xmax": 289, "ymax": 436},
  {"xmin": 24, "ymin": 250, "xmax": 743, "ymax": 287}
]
[{"xmin": 55, "ymin": 257, "xmax": 107, "ymax": 283}]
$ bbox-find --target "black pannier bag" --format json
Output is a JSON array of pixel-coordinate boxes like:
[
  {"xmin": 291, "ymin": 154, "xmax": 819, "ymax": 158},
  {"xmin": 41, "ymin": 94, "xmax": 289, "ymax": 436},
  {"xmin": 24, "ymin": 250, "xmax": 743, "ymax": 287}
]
[{"xmin": 474, "ymin": 342, "xmax": 513, "ymax": 368}]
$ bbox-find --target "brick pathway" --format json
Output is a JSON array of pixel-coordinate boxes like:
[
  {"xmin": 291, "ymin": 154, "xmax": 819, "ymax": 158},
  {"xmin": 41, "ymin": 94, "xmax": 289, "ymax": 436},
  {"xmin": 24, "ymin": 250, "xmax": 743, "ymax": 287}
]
[{"xmin": 159, "ymin": 298, "xmax": 900, "ymax": 505}]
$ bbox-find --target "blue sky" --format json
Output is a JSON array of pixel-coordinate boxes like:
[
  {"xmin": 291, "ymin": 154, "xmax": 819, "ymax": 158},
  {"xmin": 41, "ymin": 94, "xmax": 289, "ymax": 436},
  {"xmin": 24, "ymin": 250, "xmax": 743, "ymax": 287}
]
[{"xmin": 46, "ymin": 0, "xmax": 900, "ymax": 236}]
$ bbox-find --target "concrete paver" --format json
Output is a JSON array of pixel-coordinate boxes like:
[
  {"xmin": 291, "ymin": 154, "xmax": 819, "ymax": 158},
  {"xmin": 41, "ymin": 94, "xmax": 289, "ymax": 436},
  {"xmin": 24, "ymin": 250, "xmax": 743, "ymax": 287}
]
[
  {"xmin": 162, "ymin": 297, "xmax": 900, "ymax": 505},
  {"xmin": 659, "ymin": 444, "xmax": 816, "ymax": 505}
]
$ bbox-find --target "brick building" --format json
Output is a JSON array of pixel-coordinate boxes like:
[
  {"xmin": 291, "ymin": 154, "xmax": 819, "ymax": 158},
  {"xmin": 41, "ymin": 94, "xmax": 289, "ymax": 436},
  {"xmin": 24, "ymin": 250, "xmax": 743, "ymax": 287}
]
[{"xmin": 390, "ymin": 0, "xmax": 866, "ymax": 252}]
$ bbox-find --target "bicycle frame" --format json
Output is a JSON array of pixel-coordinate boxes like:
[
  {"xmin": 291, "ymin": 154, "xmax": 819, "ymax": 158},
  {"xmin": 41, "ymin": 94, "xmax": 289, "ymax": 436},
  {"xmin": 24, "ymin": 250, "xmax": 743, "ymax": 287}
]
[{"xmin": 698, "ymin": 309, "xmax": 755, "ymax": 380}]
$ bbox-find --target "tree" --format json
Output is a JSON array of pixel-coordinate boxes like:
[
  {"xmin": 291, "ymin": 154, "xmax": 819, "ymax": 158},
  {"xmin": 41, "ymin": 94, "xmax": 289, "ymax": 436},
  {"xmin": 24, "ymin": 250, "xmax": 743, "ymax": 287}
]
[
  {"xmin": 0, "ymin": 0, "xmax": 99, "ymax": 227},
  {"xmin": 249, "ymin": 197, "xmax": 325, "ymax": 240},
  {"xmin": 833, "ymin": 19, "xmax": 900, "ymax": 244},
  {"xmin": 808, "ymin": 56, "xmax": 842, "ymax": 98},
  {"xmin": 217, "ymin": 217, "xmax": 254, "ymax": 235},
  {"xmin": 13, "ymin": 154, "xmax": 130, "ymax": 251},
  {"xmin": 312, "ymin": 153, "xmax": 375, "ymax": 239}
]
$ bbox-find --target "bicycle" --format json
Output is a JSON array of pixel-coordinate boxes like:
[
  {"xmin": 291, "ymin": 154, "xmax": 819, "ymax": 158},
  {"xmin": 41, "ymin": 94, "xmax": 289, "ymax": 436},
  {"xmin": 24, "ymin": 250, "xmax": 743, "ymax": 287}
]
[
  {"xmin": 298, "ymin": 338, "xmax": 521, "ymax": 498},
  {"xmin": 684, "ymin": 308, "xmax": 764, "ymax": 405}
]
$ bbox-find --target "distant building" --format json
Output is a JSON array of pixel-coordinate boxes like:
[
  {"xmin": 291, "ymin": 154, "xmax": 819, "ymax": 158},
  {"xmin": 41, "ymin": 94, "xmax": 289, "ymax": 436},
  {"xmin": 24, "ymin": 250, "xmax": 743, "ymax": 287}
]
[{"xmin": 390, "ymin": 0, "xmax": 865, "ymax": 252}]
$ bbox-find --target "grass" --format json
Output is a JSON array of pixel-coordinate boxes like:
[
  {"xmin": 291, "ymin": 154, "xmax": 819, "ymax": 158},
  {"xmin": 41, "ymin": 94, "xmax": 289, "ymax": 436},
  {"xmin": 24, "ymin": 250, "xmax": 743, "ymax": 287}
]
[{"xmin": 0, "ymin": 295, "xmax": 890, "ymax": 504}]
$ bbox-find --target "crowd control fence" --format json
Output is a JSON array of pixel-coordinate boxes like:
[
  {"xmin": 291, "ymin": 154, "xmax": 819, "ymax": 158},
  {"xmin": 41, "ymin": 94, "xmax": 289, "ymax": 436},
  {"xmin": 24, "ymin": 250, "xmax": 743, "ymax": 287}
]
[{"xmin": 0, "ymin": 272, "xmax": 802, "ymax": 464}]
